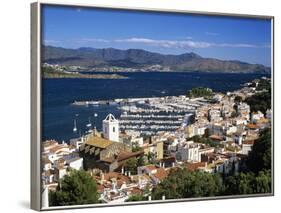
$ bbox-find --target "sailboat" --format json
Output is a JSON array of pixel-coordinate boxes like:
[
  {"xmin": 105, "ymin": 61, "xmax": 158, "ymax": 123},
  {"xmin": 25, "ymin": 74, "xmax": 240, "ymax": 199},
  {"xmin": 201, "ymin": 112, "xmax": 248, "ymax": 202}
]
[
  {"xmin": 86, "ymin": 117, "xmax": 92, "ymax": 128},
  {"xmin": 73, "ymin": 119, "xmax": 77, "ymax": 132}
]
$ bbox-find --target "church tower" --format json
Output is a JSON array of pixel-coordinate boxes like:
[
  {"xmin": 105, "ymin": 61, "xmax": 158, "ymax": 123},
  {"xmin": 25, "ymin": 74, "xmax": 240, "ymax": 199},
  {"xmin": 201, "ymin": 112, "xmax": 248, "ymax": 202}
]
[{"xmin": 102, "ymin": 113, "xmax": 119, "ymax": 142}]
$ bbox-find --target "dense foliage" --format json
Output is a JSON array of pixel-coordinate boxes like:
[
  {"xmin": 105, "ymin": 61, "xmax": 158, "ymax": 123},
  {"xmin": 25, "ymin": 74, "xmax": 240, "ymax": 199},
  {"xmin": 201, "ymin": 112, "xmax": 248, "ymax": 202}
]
[
  {"xmin": 126, "ymin": 195, "xmax": 147, "ymax": 202},
  {"xmin": 234, "ymin": 95, "xmax": 243, "ymax": 103},
  {"xmin": 187, "ymin": 87, "xmax": 213, "ymax": 98},
  {"xmin": 247, "ymin": 128, "xmax": 272, "ymax": 173},
  {"xmin": 245, "ymin": 89, "xmax": 271, "ymax": 114},
  {"xmin": 224, "ymin": 170, "xmax": 271, "ymax": 195},
  {"xmin": 256, "ymin": 79, "xmax": 271, "ymax": 91},
  {"xmin": 191, "ymin": 135, "xmax": 222, "ymax": 148},
  {"xmin": 149, "ymin": 169, "xmax": 271, "ymax": 200},
  {"xmin": 124, "ymin": 156, "xmax": 145, "ymax": 175},
  {"xmin": 152, "ymin": 169, "xmax": 223, "ymax": 199},
  {"xmin": 49, "ymin": 170, "xmax": 99, "ymax": 206}
]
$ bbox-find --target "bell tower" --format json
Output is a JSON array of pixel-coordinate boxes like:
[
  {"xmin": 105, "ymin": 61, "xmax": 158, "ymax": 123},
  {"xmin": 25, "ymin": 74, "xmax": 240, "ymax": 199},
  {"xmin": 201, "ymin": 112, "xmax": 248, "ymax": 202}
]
[{"xmin": 102, "ymin": 114, "xmax": 119, "ymax": 142}]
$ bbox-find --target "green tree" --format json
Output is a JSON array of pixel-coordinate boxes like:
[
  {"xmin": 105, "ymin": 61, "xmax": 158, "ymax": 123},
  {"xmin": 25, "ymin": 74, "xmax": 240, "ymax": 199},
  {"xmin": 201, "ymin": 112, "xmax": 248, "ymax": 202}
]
[
  {"xmin": 224, "ymin": 172, "xmax": 255, "ymax": 195},
  {"xmin": 256, "ymin": 79, "xmax": 271, "ymax": 91},
  {"xmin": 188, "ymin": 87, "xmax": 213, "ymax": 98},
  {"xmin": 126, "ymin": 195, "xmax": 147, "ymax": 202},
  {"xmin": 125, "ymin": 157, "xmax": 138, "ymax": 175},
  {"xmin": 146, "ymin": 151, "xmax": 156, "ymax": 164},
  {"xmin": 231, "ymin": 111, "xmax": 239, "ymax": 118},
  {"xmin": 152, "ymin": 169, "xmax": 223, "ymax": 200},
  {"xmin": 245, "ymin": 90, "xmax": 271, "ymax": 114},
  {"xmin": 253, "ymin": 170, "xmax": 271, "ymax": 193},
  {"xmin": 49, "ymin": 170, "xmax": 99, "ymax": 206},
  {"xmin": 132, "ymin": 143, "xmax": 142, "ymax": 152},
  {"xmin": 191, "ymin": 135, "xmax": 220, "ymax": 148},
  {"xmin": 137, "ymin": 156, "xmax": 145, "ymax": 167},
  {"xmin": 234, "ymin": 96, "xmax": 243, "ymax": 104},
  {"xmin": 247, "ymin": 128, "xmax": 271, "ymax": 173},
  {"xmin": 224, "ymin": 170, "xmax": 271, "ymax": 195},
  {"xmin": 203, "ymin": 128, "xmax": 210, "ymax": 138}
]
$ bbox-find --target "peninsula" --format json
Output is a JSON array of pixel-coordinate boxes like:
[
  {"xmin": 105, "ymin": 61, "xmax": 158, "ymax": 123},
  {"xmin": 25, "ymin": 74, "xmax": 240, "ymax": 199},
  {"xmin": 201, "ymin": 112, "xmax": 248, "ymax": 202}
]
[{"xmin": 42, "ymin": 64, "xmax": 128, "ymax": 79}]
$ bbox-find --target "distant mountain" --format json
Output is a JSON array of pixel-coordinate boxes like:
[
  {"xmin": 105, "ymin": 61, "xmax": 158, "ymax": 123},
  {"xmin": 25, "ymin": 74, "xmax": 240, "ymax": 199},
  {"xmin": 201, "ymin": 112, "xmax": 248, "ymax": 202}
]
[{"xmin": 42, "ymin": 46, "xmax": 271, "ymax": 73}]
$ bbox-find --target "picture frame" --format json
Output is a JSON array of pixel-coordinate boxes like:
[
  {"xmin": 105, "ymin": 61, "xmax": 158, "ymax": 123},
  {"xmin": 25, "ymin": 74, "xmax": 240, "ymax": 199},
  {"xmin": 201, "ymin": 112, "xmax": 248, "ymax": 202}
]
[{"xmin": 31, "ymin": 1, "xmax": 274, "ymax": 211}]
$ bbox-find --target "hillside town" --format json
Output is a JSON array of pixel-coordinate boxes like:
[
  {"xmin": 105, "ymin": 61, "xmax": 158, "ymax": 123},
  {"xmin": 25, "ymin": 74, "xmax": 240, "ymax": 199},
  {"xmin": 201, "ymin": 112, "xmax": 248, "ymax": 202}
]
[{"xmin": 41, "ymin": 77, "xmax": 271, "ymax": 207}]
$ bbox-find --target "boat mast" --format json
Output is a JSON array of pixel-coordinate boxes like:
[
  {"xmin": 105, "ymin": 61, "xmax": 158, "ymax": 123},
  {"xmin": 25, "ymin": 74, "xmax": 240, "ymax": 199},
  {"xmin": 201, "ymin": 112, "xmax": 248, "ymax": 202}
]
[{"xmin": 73, "ymin": 119, "xmax": 77, "ymax": 132}]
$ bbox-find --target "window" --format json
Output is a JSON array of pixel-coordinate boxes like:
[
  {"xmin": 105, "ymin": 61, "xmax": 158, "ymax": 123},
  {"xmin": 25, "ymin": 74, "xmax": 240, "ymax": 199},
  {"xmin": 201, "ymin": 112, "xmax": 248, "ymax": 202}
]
[{"xmin": 113, "ymin": 127, "xmax": 115, "ymax": 132}]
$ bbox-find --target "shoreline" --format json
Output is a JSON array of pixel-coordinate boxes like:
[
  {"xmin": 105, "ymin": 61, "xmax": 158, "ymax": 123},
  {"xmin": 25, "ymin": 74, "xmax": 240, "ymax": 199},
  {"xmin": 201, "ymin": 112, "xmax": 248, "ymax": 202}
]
[{"xmin": 43, "ymin": 73, "xmax": 129, "ymax": 79}]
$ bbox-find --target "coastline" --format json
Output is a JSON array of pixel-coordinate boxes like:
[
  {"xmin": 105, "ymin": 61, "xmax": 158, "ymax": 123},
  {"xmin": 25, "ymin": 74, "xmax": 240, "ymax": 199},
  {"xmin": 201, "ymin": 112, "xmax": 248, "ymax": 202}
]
[{"xmin": 43, "ymin": 72, "xmax": 129, "ymax": 79}]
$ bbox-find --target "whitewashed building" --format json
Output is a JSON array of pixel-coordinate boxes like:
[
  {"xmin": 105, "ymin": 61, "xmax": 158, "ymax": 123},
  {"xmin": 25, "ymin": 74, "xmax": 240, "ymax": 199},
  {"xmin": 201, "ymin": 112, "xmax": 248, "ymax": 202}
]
[
  {"xmin": 251, "ymin": 111, "xmax": 264, "ymax": 123},
  {"xmin": 103, "ymin": 114, "xmax": 120, "ymax": 142},
  {"xmin": 176, "ymin": 141, "xmax": 200, "ymax": 162}
]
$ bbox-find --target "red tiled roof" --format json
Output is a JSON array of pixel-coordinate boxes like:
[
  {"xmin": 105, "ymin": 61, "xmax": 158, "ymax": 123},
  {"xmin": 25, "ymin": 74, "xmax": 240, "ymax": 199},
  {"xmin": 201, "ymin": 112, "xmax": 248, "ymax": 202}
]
[
  {"xmin": 153, "ymin": 168, "xmax": 169, "ymax": 180},
  {"xmin": 209, "ymin": 135, "xmax": 223, "ymax": 141},
  {"xmin": 117, "ymin": 151, "xmax": 144, "ymax": 161},
  {"xmin": 186, "ymin": 162, "xmax": 206, "ymax": 171},
  {"xmin": 103, "ymin": 172, "xmax": 130, "ymax": 183},
  {"xmin": 129, "ymin": 187, "xmax": 143, "ymax": 195},
  {"xmin": 247, "ymin": 124, "xmax": 259, "ymax": 129},
  {"xmin": 144, "ymin": 165, "xmax": 157, "ymax": 171},
  {"xmin": 243, "ymin": 140, "xmax": 255, "ymax": 145}
]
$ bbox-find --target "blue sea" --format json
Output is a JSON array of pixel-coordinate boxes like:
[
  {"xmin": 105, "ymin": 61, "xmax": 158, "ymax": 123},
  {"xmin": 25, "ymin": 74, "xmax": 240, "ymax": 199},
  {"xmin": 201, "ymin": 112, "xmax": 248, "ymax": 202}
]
[{"xmin": 42, "ymin": 72, "xmax": 269, "ymax": 142}]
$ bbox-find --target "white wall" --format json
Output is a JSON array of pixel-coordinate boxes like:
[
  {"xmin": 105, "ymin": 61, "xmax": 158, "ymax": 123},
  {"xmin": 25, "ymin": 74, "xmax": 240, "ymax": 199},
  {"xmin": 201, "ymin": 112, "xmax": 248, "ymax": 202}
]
[
  {"xmin": 69, "ymin": 158, "xmax": 83, "ymax": 170},
  {"xmin": 0, "ymin": 0, "xmax": 280, "ymax": 212}
]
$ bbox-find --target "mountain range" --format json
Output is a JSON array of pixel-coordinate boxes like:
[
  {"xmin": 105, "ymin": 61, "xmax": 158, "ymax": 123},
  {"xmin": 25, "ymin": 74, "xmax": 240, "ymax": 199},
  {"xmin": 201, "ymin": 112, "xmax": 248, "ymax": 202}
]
[{"xmin": 42, "ymin": 46, "xmax": 270, "ymax": 73}]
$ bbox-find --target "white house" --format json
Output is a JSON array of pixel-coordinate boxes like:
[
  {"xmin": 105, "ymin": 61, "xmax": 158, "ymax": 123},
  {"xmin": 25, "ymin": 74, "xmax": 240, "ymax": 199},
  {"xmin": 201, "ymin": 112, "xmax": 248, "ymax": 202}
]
[
  {"xmin": 103, "ymin": 114, "xmax": 119, "ymax": 142},
  {"xmin": 67, "ymin": 157, "xmax": 83, "ymax": 170},
  {"xmin": 251, "ymin": 111, "xmax": 264, "ymax": 123},
  {"xmin": 242, "ymin": 141, "xmax": 254, "ymax": 155},
  {"xmin": 176, "ymin": 141, "xmax": 200, "ymax": 162},
  {"xmin": 131, "ymin": 136, "xmax": 144, "ymax": 146},
  {"xmin": 70, "ymin": 137, "xmax": 85, "ymax": 150},
  {"xmin": 55, "ymin": 167, "xmax": 67, "ymax": 181}
]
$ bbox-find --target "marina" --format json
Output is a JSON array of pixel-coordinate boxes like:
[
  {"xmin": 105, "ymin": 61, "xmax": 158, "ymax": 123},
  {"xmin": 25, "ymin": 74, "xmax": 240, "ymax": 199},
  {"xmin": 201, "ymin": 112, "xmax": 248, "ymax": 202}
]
[{"xmin": 72, "ymin": 95, "xmax": 207, "ymax": 135}]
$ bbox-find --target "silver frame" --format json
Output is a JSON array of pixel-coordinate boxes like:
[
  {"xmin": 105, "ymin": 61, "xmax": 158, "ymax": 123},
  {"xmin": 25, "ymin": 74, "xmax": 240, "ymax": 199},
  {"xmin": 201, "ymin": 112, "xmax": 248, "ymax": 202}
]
[{"xmin": 31, "ymin": 1, "xmax": 274, "ymax": 211}]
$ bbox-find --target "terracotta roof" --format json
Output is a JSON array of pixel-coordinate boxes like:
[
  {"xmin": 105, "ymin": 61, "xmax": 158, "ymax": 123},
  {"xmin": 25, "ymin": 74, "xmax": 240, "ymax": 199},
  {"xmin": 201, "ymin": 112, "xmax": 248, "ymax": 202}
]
[
  {"xmin": 153, "ymin": 168, "xmax": 169, "ymax": 180},
  {"xmin": 144, "ymin": 165, "xmax": 157, "ymax": 171},
  {"xmin": 247, "ymin": 124, "xmax": 259, "ymax": 129},
  {"xmin": 128, "ymin": 187, "xmax": 143, "ymax": 195},
  {"xmin": 186, "ymin": 162, "xmax": 206, "ymax": 171},
  {"xmin": 243, "ymin": 140, "xmax": 255, "ymax": 145},
  {"xmin": 101, "ymin": 150, "xmax": 143, "ymax": 163},
  {"xmin": 49, "ymin": 145, "xmax": 68, "ymax": 154},
  {"xmin": 209, "ymin": 135, "xmax": 223, "ymax": 141},
  {"xmin": 85, "ymin": 135, "xmax": 113, "ymax": 148},
  {"xmin": 117, "ymin": 151, "xmax": 144, "ymax": 161},
  {"xmin": 103, "ymin": 172, "xmax": 130, "ymax": 183}
]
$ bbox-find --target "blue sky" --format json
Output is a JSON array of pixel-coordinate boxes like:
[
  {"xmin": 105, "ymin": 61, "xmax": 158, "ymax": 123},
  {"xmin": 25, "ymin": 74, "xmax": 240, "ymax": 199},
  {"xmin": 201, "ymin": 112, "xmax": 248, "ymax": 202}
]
[{"xmin": 42, "ymin": 5, "xmax": 272, "ymax": 66}]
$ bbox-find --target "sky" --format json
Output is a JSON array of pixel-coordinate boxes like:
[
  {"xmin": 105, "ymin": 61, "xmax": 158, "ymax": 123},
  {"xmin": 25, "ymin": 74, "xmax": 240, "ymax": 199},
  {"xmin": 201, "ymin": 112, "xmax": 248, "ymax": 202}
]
[{"xmin": 42, "ymin": 5, "xmax": 272, "ymax": 66}]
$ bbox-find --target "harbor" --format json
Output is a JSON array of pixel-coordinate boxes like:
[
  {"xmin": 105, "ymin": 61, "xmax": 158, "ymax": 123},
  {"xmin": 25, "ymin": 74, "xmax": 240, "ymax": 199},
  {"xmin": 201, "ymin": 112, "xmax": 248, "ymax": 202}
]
[{"xmin": 71, "ymin": 95, "xmax": 208, "ymax": 135}]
